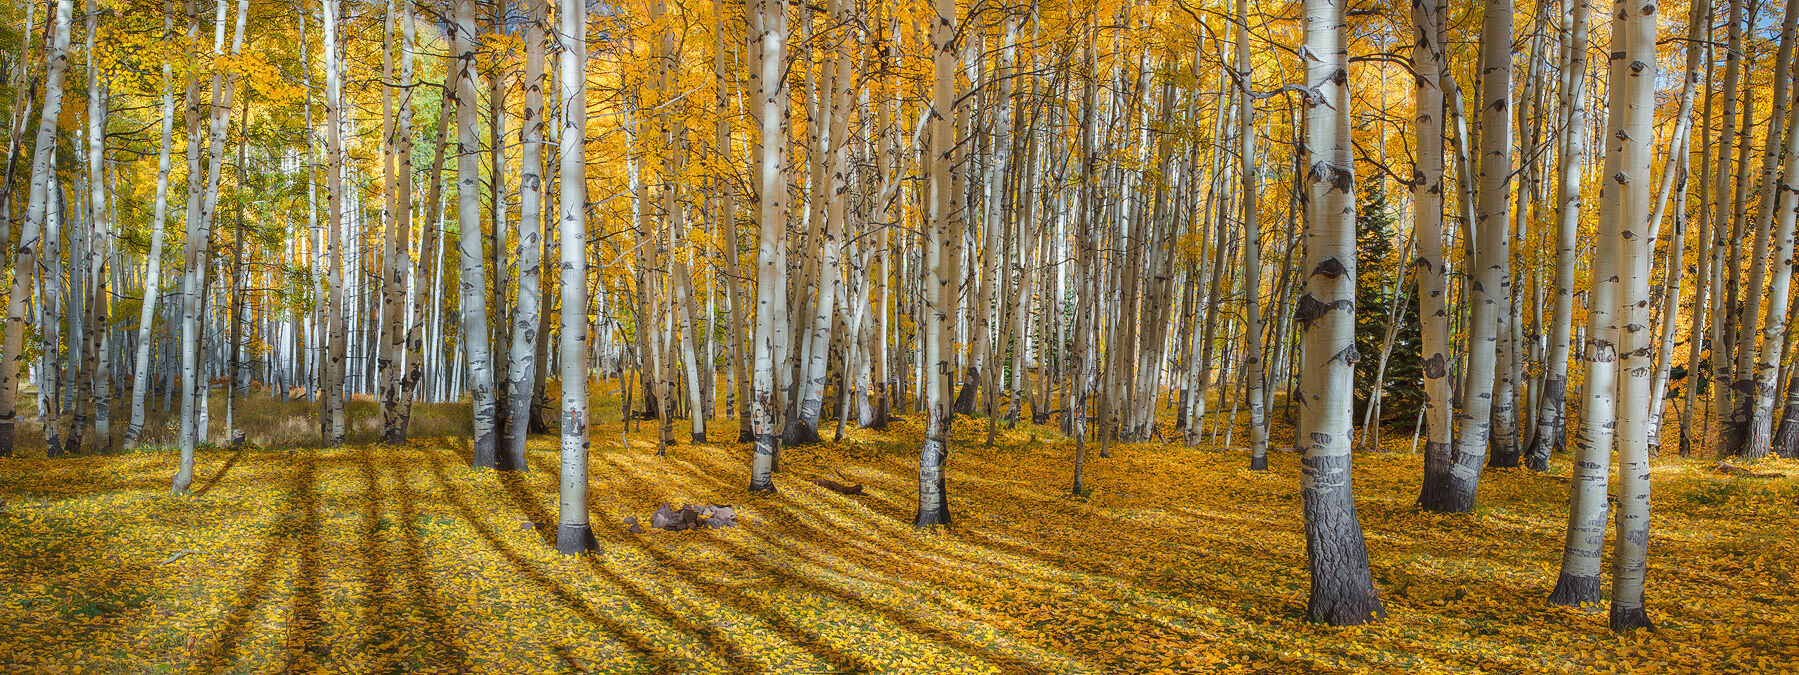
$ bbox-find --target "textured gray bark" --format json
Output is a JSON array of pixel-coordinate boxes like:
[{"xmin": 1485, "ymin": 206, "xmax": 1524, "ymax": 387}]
[
  {"xmin": 454, "ymin": 0, "xmax": 498, "ymax": 468},
  {"xmin": 1424, "ymin": 0, "xmax": 1510, "ymax": 513},
  {"xmin": 0, "ymin": 0, "xmax": 71, "ymax": 459},
  {"xmin": 554, "ymin": 0, "xmax": 594, "ymax": 555},
  {"xmin": 1606, "ymin": 0, "xmax": 1657, "ymax": 630},
  {"xmin": 747, "ymin": 0, "xmax": 788, "ymax": 493},
  {"xmin": 505, "ymin": 0, "xmax": 549, "ymax": 469},
  {"xmin": 1297, "ymin": 0, "xmax": 1383, "ymax": 626}
]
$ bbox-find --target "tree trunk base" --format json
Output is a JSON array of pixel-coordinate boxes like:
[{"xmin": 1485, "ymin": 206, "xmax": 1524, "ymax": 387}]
[
  {"xmin": 781, "ymin": 419, "xmax": 821, "ymax": 446},
  {"xmin": 913, "ymin": 508, "xmax": 950, "ymax": 529},
  {"xmin": 691, "ymin": 431, "xmax": 706, "ymax": 444},
  {"xmin": 1546, "ymin": 572, "xmax": 1602, "ymax": 607},
  {"xmin": 1523, "ymin": 433, "xmax": 1555, "ymax": 471},
  {"xmin": 1775, "ymin": 415, "xmax": 1799, "ymax": 458},
  {"xmin": 1608, "ymin": 605, "xmax": 1654, "ymax": 632},
  {"xmin": 952, "ymin": 375, "xmax": 978, "ymax": 415},
  {"xmin": 1249, "ymin": 453, "xmax": 1268, "ymax": 471},
  {"xmin": 555, "ymin": 523, "xmax": 597, "ymax": 555}
]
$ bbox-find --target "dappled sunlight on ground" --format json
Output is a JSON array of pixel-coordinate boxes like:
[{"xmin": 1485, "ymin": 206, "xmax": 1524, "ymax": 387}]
[{"xmin": 0, "ymin": 412, "xmax": 1795, "ymax": 673}]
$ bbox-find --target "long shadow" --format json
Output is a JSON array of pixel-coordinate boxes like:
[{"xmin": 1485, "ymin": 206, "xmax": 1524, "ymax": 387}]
[
  {"xmin": 661, "ymin": 448, "xmax": 1330, "ymax": 665},
  {"xmin": 193, "ymin": 448, "xmax": 319, "ymax": 672},
  {"xmin": 491, "ymin": 465, "xmax": 762, "ymax": 673},
  {"xmin": 279, "ymin": 448, "xmax": 328, "ymax": 671},
  {"xmin": 600, "ymin": 450, "xmax": 1054, "ymax": 673},
  {"xmin": 385, "ymin": 448, "xmax": 473, "ymax": 667},
  {"xmin": 193, "ymin": 442, "xmax": 250, "ymax": 496},
  {"xmin": 419, "ymin": 452, "xmax": 679, "ymax": 672},
  {"xmin": 354, "ymin": 444, "xmax": 406, "ymax": 672}
]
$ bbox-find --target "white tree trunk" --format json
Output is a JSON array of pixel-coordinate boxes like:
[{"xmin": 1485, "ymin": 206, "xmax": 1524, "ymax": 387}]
[
  {"xmin": 1526, "ymin": 0, "xmax": 1593, "ymax": 469},
  {"xmin": 1296, "ymin": 0, "xmax": 1383, "ymax": 626},
  {"xmin": 0, "ymin": 0, "xmax": 72, "ymax": 458},
  {"xmin": 506, "ymin": 0, "xmax": 549, "ymax": 468},
  {"xmin": 125, "ymin": 13, "xmax": 178, "ymax": 448},
  {"xmin": 319, "ymin": 0, "xmax": 348, "ymax": 447},
  {"xmin": 747, "ymin": 0, "xmax": 789, "ymax": 493},
  {"xmin": 1606, "ymin": 0, "xmax": 1657, "ymax": 630},
  {"xmin": 1425, "ymin": 0, "xmax": 1511, "ymax": 513},
  {"xmin": 454, "ymin": 0, "xmax": 498, "ymax": 467},
  {"xmin": 555, "ymin": 0, "xmax": 593, "ymax": 554}
]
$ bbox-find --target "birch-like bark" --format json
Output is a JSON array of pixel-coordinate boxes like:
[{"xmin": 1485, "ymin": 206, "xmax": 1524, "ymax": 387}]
[
  {"xmin": 716, "ymin": 0, "xmax": 753, "ymax": 442},
  {"xmin": 555, "ymin": 0, "xmax": 594, "ymax": 555},
  {"xmin": 1549, "ymin": 11, "xmax": 1628, "ymax": 609},
  {"xmin": 124, "ymin": 4, "xmax": 178, "ymax": 449},
  {"xmin": 1411, "ymin": 0, "xmax": 1454, "ymax": 481},
  {"xmin": 455, "ymin": 0, "xmax": 498, "ymax": 468},
  {"xmin": 747, "ymin": 0, "xmax": 789, "ymax": 493},
  {"xmin": 1237, "ymin": 0, "xmax": 1269, "ymax": 469},
  {"xmin": 790, "ymin": 0, "xmax": 850, "ymax": 441},
  {"xmin": 319, "ymin": 0, "xmax": 348, "ymax": 447},
  {"xmin": 377, "ymin": 0, "xmax": 415, "ymax": 445},
  {"xmin": 1606, "ymin": 0, "xmax": 1657, "ymax": 630},
  {"xmin": 915, "ymin": 0, "xmax": 957, "ymax": 528},
  {"xmin": 1423, "ymin": 0, "xmax": 1511, "ymax": 513},
  {"xmin": 1710, "ymin": 0, "xmax": 1749, "ymax": 449},
  {"xmin": 1647, "ymin": 0, "xmax": 1709, "ymax": 451},
  {"xmin": 1743, "ymin": 61, "xmax": 1799, "ymax": 460},
  {"xmin": 72, "ymin": 0, "xmax": 111, "ymax": 457},
  {"xmin": 1525, "ymin": 0, "xmax": 1591, "ymax": 469},
  {"xmin": 178, "ymin": 0, "xmax": 247, "ymax": 484},
  {"xmin": 1730, "ymin": 0, "xmax": 1799, "ymax": 455},
  {"xmin": 0, "ymin": 0, "xmax": 71, "ymax": 458},
  {"xmin": 1296, "ymin": 0, "xmax": 1382, "ymax": 626},
  {"xmin": 506, "ymin": 0, "xmax": 549, "ymax": 468}
]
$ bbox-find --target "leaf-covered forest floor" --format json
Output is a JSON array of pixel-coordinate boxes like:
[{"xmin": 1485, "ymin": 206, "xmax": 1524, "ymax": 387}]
[{"xmin": 1, "ymin": 397, "xmax": 1796, "ymax": 673}]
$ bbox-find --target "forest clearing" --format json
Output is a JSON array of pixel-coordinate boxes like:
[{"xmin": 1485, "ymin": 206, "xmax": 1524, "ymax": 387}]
[{"xmin": 1, "ymin": 391, "xmax": 1795, "ymax": 674}]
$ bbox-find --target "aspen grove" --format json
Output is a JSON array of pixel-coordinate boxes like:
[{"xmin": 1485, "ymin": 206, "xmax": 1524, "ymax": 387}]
[{"xmin": 1, "ymin": 0, "xmax": 1798, "ymax": 670}]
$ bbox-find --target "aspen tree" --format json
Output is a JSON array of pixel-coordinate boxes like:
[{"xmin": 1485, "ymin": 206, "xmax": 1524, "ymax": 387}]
[
  {"xmin": 1742, "ymin": 52, "xmax": 1799, "ymax": 460},
  {"xmin": 1239, "ymin": 0, "xmax": 1269, "ymax": 470},
  {"xmin": 177, "ymin": 0, "xmax": 249, "ymax": 487},
  {"xmin": 1710, "ymin": 0, "xmax": 1748, "ymax": 448},
  {"xmin": 320, "ymin": 0, "xmax": 348, "ymax": 448},
  {"xmin": 1550, "ymin": 4, "xmax": 1629, "ymax": 609},
  {"xmin": 714, "ymin": 0, "xmax": 752, "ymax": 442},
  {"xmin": 505, "ymin": 0, "xmax": 550, "ymax": 468},
  {"xmin": 0, "ymin": 0, "xmax": 72, "ymax": 458},
  {"xmin": 1423, "ymin": 0, "xmax": 1511, "ymax": 513},
  {"xmin": 1296, "ymin": 0, "xmax": 1383, "ymax": 626},
  {"xmin": 125, "ymin": 3, "xmax": 179, "ymax": 449},
  {"xmin": 1410, "ymin": 0, "xmax": 1454, "ymax": 480},
  {"xmin": 556, "ymin": 0, "xmax": 594, "ymax": 555},
  {"xmin": 1646, "ymin": 0, "xmax": 1710, "ymax": 451},
  {"xmin": 747, "ymin": 0, "xmax": 789, "ymax": 493},
  {"xmin": 378, "ymin": 0, "xmax": 415, "ymax": 446},
  {"xmin": 916, "ymin": 0, "xmax": 957, "ymax": 527},
  {"xmin": 455, "ymin": 0, "xmax": 499, "ymax": 468},
  {"xmin": 1525, "ymin": 0, "xmax": 1591, "ymax": 469},
  {"xmin": 1606, "ymin": 0, "xmax": 1657, "ymax": 630},
  {"xmin": 1729, "ymin": 0, "xmax": 1799, "ymax": 457},
  {"xmin": 71, "ymin": 0, "xmax": 109, "ymax": 454}
]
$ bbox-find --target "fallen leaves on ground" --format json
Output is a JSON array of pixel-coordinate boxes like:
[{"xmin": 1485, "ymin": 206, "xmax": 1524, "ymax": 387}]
[{"xmin": 0, "ymin": 416, "xmax": 1795, "ymax": 673}]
